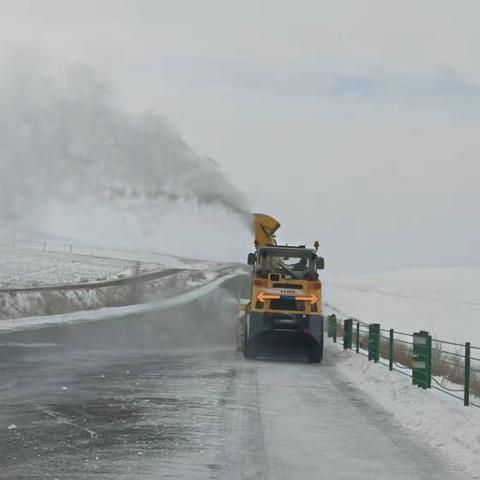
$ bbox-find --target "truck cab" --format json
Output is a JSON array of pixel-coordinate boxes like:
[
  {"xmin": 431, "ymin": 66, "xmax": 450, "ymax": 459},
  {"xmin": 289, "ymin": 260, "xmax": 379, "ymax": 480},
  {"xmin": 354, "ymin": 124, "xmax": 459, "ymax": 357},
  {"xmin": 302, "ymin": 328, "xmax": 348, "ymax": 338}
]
[
  {"xmin": 250, "ymin": 246, "xmax": 323, "ymax": 316},
  {"xmin": 240, "ymin": 216, "xmax": 325, "ymax": 362}
]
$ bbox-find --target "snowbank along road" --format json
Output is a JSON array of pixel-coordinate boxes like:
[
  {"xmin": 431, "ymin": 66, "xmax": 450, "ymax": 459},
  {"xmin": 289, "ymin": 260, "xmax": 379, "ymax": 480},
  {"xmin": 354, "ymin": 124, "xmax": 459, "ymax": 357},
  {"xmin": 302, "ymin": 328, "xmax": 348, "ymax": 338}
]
[
  {"xmin": 0, "ymin": 276, "xmax": 474, "ymax": 479},
  {"xmin": 0, "ymin": 244, "xmax": 235, "ymax": 320}
]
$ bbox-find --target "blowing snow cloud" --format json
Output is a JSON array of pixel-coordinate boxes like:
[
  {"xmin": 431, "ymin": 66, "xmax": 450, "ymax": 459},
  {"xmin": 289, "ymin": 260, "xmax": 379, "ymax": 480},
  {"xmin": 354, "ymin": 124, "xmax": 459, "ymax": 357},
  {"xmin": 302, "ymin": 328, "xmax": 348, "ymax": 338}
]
[{"xmin": 0, "ymin": 52, "xmax": 249, "ymax": 240}]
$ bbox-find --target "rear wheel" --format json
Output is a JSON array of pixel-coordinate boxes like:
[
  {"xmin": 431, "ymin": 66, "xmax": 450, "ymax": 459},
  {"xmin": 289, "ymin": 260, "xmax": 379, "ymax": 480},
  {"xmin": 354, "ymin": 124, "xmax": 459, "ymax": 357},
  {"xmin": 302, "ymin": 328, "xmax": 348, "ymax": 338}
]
[
  {"xmin": 307, "ymin": 344, "xmax": 322, "ymax": 363},
  {"xmin": 237, "ymin": 319, "xmax": 245, "ymax": 352},
  {"xmin": 243, "ymin": 329, "xmax": 257, "ymax": 359}
]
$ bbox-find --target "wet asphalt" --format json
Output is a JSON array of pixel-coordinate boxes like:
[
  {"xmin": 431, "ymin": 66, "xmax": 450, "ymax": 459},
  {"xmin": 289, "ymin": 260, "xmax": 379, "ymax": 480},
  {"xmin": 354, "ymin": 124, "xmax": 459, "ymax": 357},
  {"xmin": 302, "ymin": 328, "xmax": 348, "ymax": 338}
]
[{"xmin": 0, "ymin": 344, "xmax": 241, "ymax": 479}]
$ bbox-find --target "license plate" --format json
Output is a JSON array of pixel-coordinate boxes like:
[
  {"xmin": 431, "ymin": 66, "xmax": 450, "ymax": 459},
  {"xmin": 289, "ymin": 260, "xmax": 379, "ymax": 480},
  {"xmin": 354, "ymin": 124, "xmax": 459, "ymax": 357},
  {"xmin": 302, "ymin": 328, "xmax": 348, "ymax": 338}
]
[{"xmin": 275, "ymin": 318, "xmax": 296, "ymax": 325}]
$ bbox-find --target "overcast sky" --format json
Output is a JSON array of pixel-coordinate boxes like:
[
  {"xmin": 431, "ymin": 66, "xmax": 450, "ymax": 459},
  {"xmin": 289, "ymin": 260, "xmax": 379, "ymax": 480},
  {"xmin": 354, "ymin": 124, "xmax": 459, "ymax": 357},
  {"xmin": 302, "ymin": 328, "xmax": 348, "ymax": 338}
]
[{"xmin": 1, "ymin": 0, "xmax": 479, "ymax": 272}]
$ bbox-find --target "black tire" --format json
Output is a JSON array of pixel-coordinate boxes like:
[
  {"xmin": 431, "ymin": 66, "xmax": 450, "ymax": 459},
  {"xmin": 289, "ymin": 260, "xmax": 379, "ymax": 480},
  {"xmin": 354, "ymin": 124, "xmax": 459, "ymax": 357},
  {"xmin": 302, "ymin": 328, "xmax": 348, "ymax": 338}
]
[
  {"xmin": 307, "ymin": 344, "xmax": 322, "ymax": 363},
  {"xmin": 243, "ymin": 339, "xmax": 257, "ymax": 360}
]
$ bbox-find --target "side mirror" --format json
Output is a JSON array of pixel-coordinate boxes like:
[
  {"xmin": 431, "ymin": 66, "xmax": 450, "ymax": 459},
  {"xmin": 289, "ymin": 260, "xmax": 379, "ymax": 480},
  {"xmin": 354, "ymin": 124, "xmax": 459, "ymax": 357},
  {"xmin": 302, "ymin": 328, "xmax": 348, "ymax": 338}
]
[
  {"xmin": 316, "ymin": 257, "xmax": 325, "ymax": 270},
  {"xmin": 247, "ymin": 253, "xmax": 256, "ymax": 265}
]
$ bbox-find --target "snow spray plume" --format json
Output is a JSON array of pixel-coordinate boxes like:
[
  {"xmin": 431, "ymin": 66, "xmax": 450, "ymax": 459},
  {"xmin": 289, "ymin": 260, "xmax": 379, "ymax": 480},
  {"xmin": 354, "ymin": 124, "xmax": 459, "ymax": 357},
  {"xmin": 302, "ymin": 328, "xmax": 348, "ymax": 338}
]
[{"xmin": 0, "ymin": 52, "xmax": 250, "ymax": 237}]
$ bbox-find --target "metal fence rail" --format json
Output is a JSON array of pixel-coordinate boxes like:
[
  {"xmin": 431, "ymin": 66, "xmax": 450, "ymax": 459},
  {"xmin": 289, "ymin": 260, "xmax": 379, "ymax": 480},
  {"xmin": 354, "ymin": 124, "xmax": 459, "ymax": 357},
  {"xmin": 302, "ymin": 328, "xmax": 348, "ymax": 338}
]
[
  {"xmin": 326, "ymin": 314, "xmax": 480, "ymax": 408},
  {"xmin": 0, "ymin": 268, "xmax": 184, "ymax": 294}
]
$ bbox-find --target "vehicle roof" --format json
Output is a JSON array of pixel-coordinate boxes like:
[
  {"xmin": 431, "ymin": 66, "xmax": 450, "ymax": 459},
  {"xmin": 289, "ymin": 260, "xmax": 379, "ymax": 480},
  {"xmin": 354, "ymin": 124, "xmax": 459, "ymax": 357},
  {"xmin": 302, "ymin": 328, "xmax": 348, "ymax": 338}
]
[{"xmin": 258, "ymin": 245, "xmax": 315, "ymax": 255}]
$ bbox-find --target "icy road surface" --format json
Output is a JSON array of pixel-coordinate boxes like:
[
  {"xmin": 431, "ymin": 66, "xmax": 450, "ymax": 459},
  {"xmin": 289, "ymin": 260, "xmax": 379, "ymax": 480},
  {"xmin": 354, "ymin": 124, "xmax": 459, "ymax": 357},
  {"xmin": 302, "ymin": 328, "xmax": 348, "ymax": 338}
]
[{"xmin": 0, "ymin": 340, "xmax": 470, "ymax": 478}]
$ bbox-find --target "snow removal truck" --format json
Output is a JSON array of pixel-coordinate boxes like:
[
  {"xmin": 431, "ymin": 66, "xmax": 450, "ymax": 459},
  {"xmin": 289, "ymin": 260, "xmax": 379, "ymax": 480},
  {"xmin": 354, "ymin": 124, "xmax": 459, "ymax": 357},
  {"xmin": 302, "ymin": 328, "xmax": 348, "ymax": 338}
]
[{"xmin": 239, "ymin": 214, "xmax": 325, "ymax": 362}]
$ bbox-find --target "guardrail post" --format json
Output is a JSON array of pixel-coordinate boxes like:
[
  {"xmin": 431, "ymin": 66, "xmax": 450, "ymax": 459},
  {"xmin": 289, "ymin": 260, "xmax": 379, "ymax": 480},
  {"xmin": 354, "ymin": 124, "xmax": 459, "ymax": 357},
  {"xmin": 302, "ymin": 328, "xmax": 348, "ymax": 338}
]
[
  {"xmin": 412, "ymin": 331, "xmax": 432, "ymax": 389},
  {"xmin": 356, "ymin": 322, "xmax": 360, "ymax": 353},
  {"xmin": 130, "ymin": 261, "xmax": 142, "ymax": 304},
  {"xmin": 389, "ymin": 329, "xmax": 394, "ymax": 371},
  {"xmin": 464, "ymin": 342, "xmax": 471, "ymax": 406},
  {"xmin": 368, "ymin": 323, "xmax": 380, "ymax": 363},
  {"xmin": 327, "ymin": 315, "xmax": 337, "ymax": 343},
  {"xmin": 343, "ymin": 319, "xmax": 353, "ymax": 350}
]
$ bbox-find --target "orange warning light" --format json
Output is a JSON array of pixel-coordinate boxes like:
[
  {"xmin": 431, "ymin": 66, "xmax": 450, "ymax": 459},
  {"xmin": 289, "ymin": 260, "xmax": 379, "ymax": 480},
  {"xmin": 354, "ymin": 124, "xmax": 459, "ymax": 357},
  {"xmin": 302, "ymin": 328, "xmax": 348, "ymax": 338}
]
[
  {"xmin": 295, "ymin": 293, "xmax": 319, "ymax": 304},
  {"xmin": 256, "ymin": 291, "xmax": 281, "ymax": 303}
]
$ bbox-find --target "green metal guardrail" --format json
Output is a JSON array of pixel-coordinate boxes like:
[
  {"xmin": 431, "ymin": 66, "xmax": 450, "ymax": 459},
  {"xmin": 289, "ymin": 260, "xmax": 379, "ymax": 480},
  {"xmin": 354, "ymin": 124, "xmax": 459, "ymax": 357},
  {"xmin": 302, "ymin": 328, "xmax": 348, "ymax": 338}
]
[
  {"xmin": 326, "ymin": 314, "xmax": 480, "ymax": 408},
  {"xmin": 327, "ymin": 314, "xmax": 337, "ymax": 343}
]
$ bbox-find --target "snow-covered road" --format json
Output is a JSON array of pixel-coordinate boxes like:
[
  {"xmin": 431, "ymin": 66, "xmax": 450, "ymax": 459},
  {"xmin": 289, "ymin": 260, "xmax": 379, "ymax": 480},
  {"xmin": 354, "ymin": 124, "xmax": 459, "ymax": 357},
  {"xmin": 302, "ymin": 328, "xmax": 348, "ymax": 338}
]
[
  {"xmin": 0, "ymin": 317, "xmax": 471, "ymax": 479},
  {"xmin": 232, "ymin": 356, "xmax": 470, "ymax": 480}
]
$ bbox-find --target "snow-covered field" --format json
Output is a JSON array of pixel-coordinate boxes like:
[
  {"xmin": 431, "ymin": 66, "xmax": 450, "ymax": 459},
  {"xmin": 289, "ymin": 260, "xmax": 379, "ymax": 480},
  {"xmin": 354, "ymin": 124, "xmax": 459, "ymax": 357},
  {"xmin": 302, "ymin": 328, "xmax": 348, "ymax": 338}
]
[
  {"xmin": 327, "ymin": 342, "xmax": 480, "ymax": 478},
  {"xmin": 0, "ymin": 244, "xmax": 243, "ymax": 320},
  {"xmin": 0, "ymin": 236, "xmax": 232, "ymax": 284},
  {"xmin": 0, "ymin": 242, "xmax": 234, "ymax": 287},
  {"xmin": 325, "ymin": 267, "xmax": 480, "ymax": 345},
  {"xmin": 0, "ymin": 245, "xmax": 162, "ymax": 288},
  {"xmin": 0, "ymin": 272, "xmax": 243, "ymax": 334}
]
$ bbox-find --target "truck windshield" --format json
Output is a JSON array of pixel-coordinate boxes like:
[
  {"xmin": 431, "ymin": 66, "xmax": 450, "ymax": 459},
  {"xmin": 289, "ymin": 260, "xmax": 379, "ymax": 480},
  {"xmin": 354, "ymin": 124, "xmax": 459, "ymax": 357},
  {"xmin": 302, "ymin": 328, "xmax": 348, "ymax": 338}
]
[{"xmin": 259, "ymin": 250, "xmax": 313, "ymax": 275}]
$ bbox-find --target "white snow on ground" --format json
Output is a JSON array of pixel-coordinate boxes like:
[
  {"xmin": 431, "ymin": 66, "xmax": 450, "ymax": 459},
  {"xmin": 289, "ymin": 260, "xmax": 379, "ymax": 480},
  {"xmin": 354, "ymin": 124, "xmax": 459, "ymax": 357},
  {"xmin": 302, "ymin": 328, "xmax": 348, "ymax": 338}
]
[
  {"xmin": 327, "ymin": 341, "xmax": 480, "ymax": 478},
  {"xmin": 0, "ymin": 245, "xmax": 162, "ymax": 288},
  {"xmin": 0, "ymin": 236, "xmax": 231, "ymax": 281},
  {"xmin": 325, "ymin": 267, "xmax": 480, "ymax": 345},
  {"xmin": 54, "ymin": 244, "xmax": 230, "ymax": 272},
  {"xmin": 0, "ymin": 268, "xmax": 231, "ymax": 321},
  {"xmin": 0, "ymin": 241, "xmax": 243, "ymax": 321},
  {"xmin": 0, "ymin": 273, "xmax": 243, "ymax": 334}
]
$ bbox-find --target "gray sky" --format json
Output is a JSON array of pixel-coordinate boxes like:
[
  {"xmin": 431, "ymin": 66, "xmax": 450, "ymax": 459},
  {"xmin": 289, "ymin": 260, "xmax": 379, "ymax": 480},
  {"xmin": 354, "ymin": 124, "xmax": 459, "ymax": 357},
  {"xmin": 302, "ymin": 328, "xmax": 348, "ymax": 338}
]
[{"xmin": 1, "ymin": 0, "xmax": 479, "ymax": 272}]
